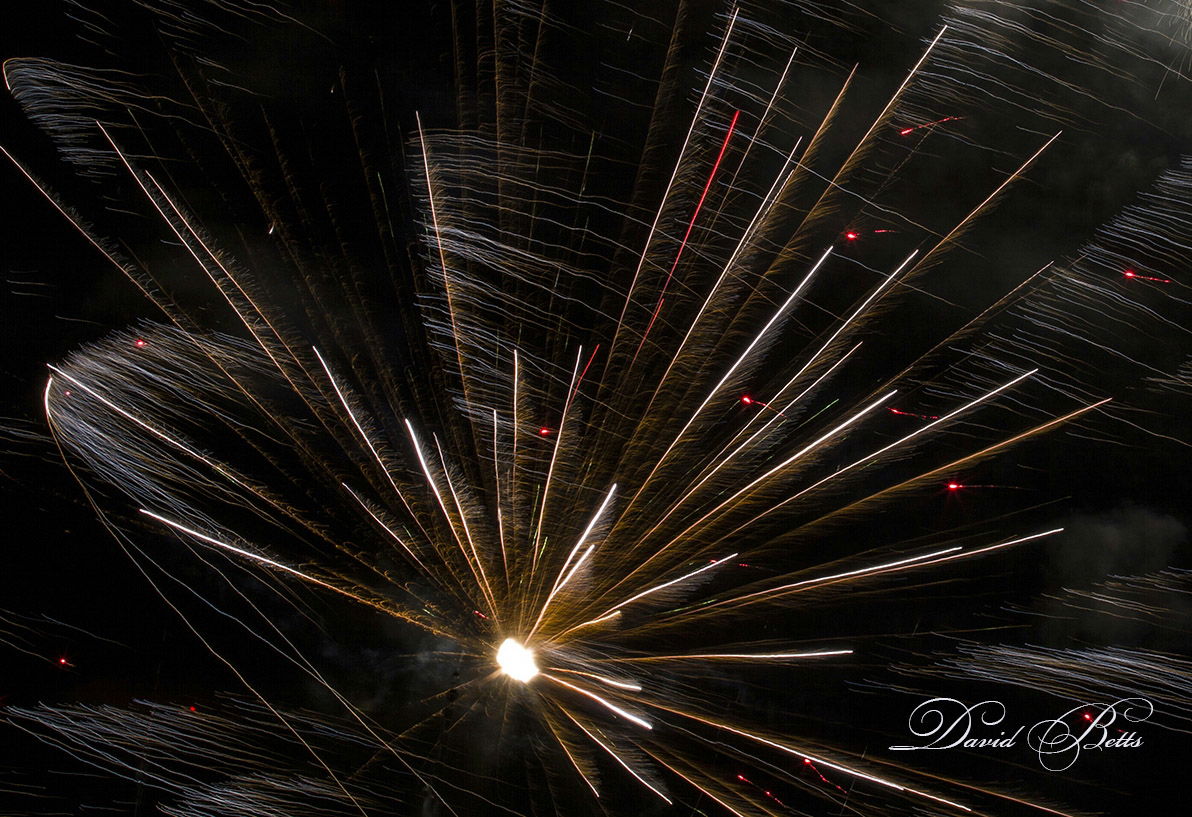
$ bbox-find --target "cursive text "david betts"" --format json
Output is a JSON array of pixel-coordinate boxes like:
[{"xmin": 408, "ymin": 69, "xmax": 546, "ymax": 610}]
[{"xmin": 888, "ymin": 697, "xmax": 1151, "ymax": 771}]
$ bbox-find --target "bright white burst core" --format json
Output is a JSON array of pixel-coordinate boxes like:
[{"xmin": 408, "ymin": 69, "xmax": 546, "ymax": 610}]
[{"xmin": 496, "ymin": 638, "xmax": 539, "ymax": 682}]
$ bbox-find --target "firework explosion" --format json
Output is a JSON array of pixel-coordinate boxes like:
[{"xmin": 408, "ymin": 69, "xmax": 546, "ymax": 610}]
[{"xmin": 1, "ymin": 1, "xmax": 1190, "ymax": 815}]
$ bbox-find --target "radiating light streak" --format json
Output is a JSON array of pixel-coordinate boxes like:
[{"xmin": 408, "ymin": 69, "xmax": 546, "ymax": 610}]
[
  {"xmin": 698, "ymin": 547, "xmax": 963, "ymax": 611},
  {"xmin": 621, "ymin": 246, "xmax": 835, "ymax": 517},
  {"xmin": 46, "ymin": 365, "xmax": 261, "ymax": 501},
  {"xmin": 790, "ymin": 250, "xmax": 918, "ymax": 379},
  {"xmin": 633, "ymin": 108, "xmax": 742, "ymax": 361},
  {"xmin": 0, "ymin": 143, "xmax": 146, "ymax": 293},
  {"xmin": 403, "ymin": 418, "xmax": 495, "ymax": 615},
  {"xmin": 531, "ymin": 346, "xmax": 586, "ymax": 567},
  {"xmin": 612, "ymin": 649, "xmax": 853, "ymax": 662},
  {"xmin": 902, "ymin": 131, "xmax": 1061, "ymax": 282},
  {"xmin": 42, "ymin": 408, "xmax": 387, "ymax": 817},
  {"xmin": 5, "ymin": 138, "xmax": 339, "ymax": 500},
  {"xmin": 417, "ymin": 111, "xmax": 470, "ymax": 401},
  {"xmin": 786, "ymin": 27, "xmax": 947, "ymax": 241},
  {"xmin": 139, "ymin": 509, "xmax": 348, "ymax": 599},
  {"xmin": 549, "ymin": 667, "xmax": 643, "ymax": 692},
  {"xmin": 135, "ymin": 513, "xmax": 459, "ymax": 815},
  {"xmin": 606, "ymin": 8, "xmax": 740, "ymax": 373},
  {"xmin": 510, "ymin": 349, "xmax": 520, "ymax": 558},
  {"xmin": 555, "ymin": 707, "xmax": 671, "ymax": 804},
  {"xmin": 492, "ymin": 408, "xmax": 509, "ymax": 588},
  {"xmin": 96, "ymin": 124, "xmax": 319, "ymax": 419},
  {"xmin": 841, "ymin": 262, "xmax": 1055, "ymax": 437},
  {"xmin": 313, "ymin": 346, "xmax": 431, "ymax": 543},
  {"xmin": 341, "ymin": 482, "xmax": 429, "ymax": 572},
  {"xmin": 702, "ymin": 529, "xmax": 1064, "ymax": 616},
  {"xmin": 432, "ymin": 433, "xmax": 498, "ymax": 624},
  {"xmin": 723, "ymin": 45, "xmax": 798, "ymax": 195},
  {"xmin": 647, "ymin": 246, "xmax": 917, "ymax": 531},
  {"xmin": 722, "ymin": 368, "xmax": 1039, "ymax": 538},
  {"xmin": 544, "ymin": 674, "xmax": 651, "ymax": 730},
  {"xmin": 528, "ymin": 483, "xmax": 618, "ymax": 638},
  {"xmin": 126, "ymin": 520, "xmax": 384, "ymax": 817},
  {"xmin": 567, "ymin": 552, "xmax": 738, "ymax": 636},
  {"xmin": 797, "ymin": 399, "xmax": 1111, "ymax": 530},
  {"xmin": 637, "ymin": 135, "xmax": 805, "ymax": 421},
  {"xmin": 915, "ymin": 528, "xmax": 1064, "ymax": 567},
  {"xmin": 545, "ymin": 716, "xmax": 602, "ymax": 798},
  {"xmin": 642, "ymin": 751, "xmax": 750, "ymax": 817},
  {"xmin": 569, "ymin": 343, "xmax": 601, "ymax": 406},
  {"xmin": 553, "ymin": 610, "xmax": 622, "ymax": 639},
  {"xmin": 622, "ymin": 389, "xmax": 896, "ymax": 584},
  {"xmin": 665, "ymin": 342, "xmax": 863, "ymax": 518}
]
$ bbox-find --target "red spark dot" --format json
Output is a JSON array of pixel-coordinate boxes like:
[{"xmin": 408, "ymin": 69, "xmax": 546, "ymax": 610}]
[
  {"xmin": 1121, "ymin": 269, "xmax": 1172, "ymax": 283},
  {"xmin": 803, "ymin": 758, "xmax": 812, "ymax": 765},
  {"xmin": 134, "ymin": 338, "xmax": 147, "ymax": 348},
  {"xmin": 473, "ymin": 610, "xmax": 489, "ymax": 619},
  {"xmin": 58, "ymin": 657, "xmax": 68, "ymax": 665},
  {"xmin": 740, "ymin": 395, "xmax": 753, "ymax": 405},
  {"xmin": 947, "ymin": 482, "xmax": 961, "ymax": 491},
  {"xmin": 845, "ymin": 231, "xmax": 859, "ymax": 241},
  {"xmin": 189, "ymin": 706, "xmax": 197, "ymax": 712},
  {"xmin": 1084, "ymin": 712, "xmax": 1093, "ymax": 721},
  {"xmin": 899, "ymin": 116, "xmax": 963, "ymax": 137},
  {"xmin": 63, "ymin": 390, "xmax": 72, "ymax": 397},
  {"xmin": 737, "ymin": 774, "xmax": 747, "ymax": 782},
  {"xmin": 538, "ymin": 427, "xmax": 552, "ymax": 436}
]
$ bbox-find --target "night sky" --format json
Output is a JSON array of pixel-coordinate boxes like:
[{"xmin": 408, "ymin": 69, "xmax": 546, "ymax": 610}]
[{"xmin": 2, "ymin": 2, "xmax": 1190, "ymax": 816}]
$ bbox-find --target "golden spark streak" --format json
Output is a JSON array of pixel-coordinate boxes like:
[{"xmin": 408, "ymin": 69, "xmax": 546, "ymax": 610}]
[
  {"xmin": 312, "ymin": 346, "xmax": 433, "ymax": 545},
  {"xmin": 797, "ymin": 399, "xmax": 1112, "ymax": 533},
  {"xmin": 564, "ymin": 552, "xmax": 738, "ymax": 637},
  {"xmin": 670, "ymin": 341, "xmax": 863, "ymax": 515},
  {"xmin": 612, "ymin": 389, "xmax": 896, "ymax": 593},
  {"xmin": 531, "ymin": 346, "xmax": 586, "ymax": 568},
  {"xmin": 493, "ymin": 408, "xmax": 509, "ymax": 591},
  {"xmin": 698, "ymin": 529, "xmax": 1063, "ymax": 616},
  {"xmin": 719, "ymin": 368, "xmax": 1039, "ymax": 540},
  {"xmin": 139, "ymin": 510, "xmax": 356, "ymax": 601},
  {"xmin": 606, "ymin": 8, "xmax": 741, "ymax": 372},
  {"xmin": 646, "ymin": 248, "xmax": 916, "ymax": 534},
  {"xmin": 555, "ymin": 707, "xmax": 670, "ymax": 803},
  {"xmin": 416, "ymin": 111, "xmax": 470, "ymax": 404},
  {"xmin": 620, "ymin": 246, "xmax": 835, "ymax": 519},
  {"xmin": 529, "ymin": 483, "xmax": 618, "ymax": 638},
  {"xmin": 610, "ymin": 649, "xmax": 853, "ymax": 662},
  {"xmin": 544, "ymin": 674, "xmax": 652, "ymax": 730},
  {"xmin": 432, "ymin": 433, "xmax": 499, "ymax": 625},
  {"xmin": 404, "ymin": 419, "xmax": 496, "ymax": 615},
  {"xmin": 548, "ymin": 667, "xmax": 642, "ymax": 692},
  {"xmin": 638, "ymin": 137, "xmax": 805, "ymax": 421}
]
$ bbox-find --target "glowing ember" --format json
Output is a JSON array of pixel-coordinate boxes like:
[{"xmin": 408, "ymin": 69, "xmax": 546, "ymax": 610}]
[{"xmin": 496, "ymin": 638, "xmax": 539, "ymax": 682}]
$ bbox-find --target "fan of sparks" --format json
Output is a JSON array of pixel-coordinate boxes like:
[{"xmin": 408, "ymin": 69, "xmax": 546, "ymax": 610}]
[{"xmin": 5, "ymin": 0, "xmax": 1191, "ymax": 815}]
